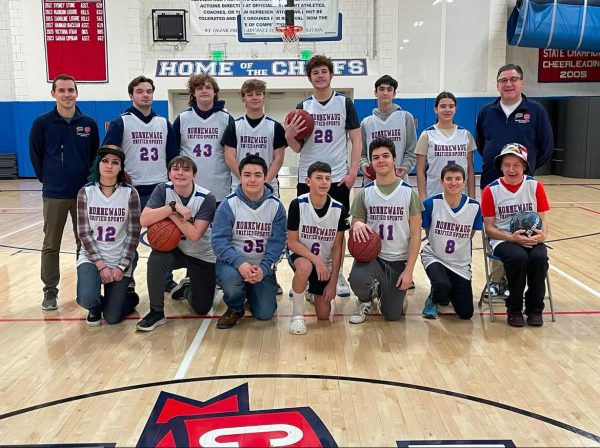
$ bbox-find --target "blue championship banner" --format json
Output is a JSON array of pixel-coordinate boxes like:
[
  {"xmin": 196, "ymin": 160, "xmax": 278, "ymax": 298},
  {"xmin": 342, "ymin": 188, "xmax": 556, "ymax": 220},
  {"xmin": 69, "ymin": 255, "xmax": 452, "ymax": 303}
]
[{"xmin": 155, "ymin": 58, "xmax": 367, "ymax": 77}]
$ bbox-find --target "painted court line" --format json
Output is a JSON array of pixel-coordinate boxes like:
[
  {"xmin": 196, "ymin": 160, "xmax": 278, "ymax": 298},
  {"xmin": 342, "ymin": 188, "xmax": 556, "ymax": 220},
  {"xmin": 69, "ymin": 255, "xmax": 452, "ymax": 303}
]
[
  {"xmin": 173, "ymin": 292, "xmax": 222, "ymax": 380},
  {"xmin": 550, "ymin": 263, "xmax": 600, "ymax": 299},
  {"xmin": 0, "ymin": 220, "xmax": 44, "ymax": 240}
]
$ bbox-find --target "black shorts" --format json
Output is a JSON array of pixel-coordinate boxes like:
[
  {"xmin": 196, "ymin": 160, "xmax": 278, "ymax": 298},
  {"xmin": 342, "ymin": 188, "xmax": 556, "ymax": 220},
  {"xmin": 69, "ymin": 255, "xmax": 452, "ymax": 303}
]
[
  {"xmin": 296, "ymin": 181, "xmax": 350, "ymax": 211},
  {"xmin": 288, "ymin": 253, "xmax": 329, "ymax": 296}
]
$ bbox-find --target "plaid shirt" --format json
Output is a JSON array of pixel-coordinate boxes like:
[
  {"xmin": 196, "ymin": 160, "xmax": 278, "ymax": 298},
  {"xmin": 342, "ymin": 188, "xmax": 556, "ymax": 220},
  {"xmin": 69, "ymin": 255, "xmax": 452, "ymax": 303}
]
[{"xmin": 77, "ymin": 184, "xmax": 141, "ymax": 269}]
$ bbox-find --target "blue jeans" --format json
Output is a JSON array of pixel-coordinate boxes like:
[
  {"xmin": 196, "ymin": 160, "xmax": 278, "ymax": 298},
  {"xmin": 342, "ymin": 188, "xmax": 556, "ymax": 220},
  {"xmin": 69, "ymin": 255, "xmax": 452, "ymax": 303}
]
[
  {"xmin": 216, "ymin": 262, "xmax": 277, "ymax": 320},
  {"xmin": 76, "ymin": 262, "xmax": 135, "ymax": 324}
]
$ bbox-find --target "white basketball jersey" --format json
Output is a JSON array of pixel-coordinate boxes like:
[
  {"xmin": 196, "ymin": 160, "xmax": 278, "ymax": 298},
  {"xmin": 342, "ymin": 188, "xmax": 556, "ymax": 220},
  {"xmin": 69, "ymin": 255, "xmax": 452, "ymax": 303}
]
[
  {"xmin": 165, "ymin": 182, "xmax": 215, "ymax": 263},
  {"xmin": 77, "ymin": 183, "xmax": 135, "ymax": 276},
  {"xmin": 228, "ymin": 195, "xmax": 281, "ymax": 265},
  {"xmin": 488, "ymin": 176, "xmax": 538, "ymax": 249},
  {"xmin": 364, "ymin": 180, "xmax": 413, "ymax": 261},
  {"xmin": 361, "ymin": 110, "xmax": 408, "ymax": 169},
  {"xmin": 178, "ymin": 108, "xmax": 232, "ymax": 202},
  {"xmin": 121, "ymin": 113, "xmax": 169, "ymax": 186},
  {"xmin": 422, "ymin": 125, "xmax": 471, "ymax": 197},
  {"xmin": 299, "ymin": 93, "xmax": 348, "ymax": 182},
  {"xmin": 293, "ymin": 193, "xmax": 343, "ymax": 270},
  {"xmin": 231, "ymin": 116, "xmax": 279, "ymax": 197},
  {"xmin": 421, "ymin": 194, "xmax": 480, "ymax": 280}
]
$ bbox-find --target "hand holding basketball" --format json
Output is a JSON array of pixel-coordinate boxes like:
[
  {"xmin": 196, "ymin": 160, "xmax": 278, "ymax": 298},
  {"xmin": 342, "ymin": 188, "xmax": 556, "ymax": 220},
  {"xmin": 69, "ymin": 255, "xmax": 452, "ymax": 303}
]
[
  {"xmin": 147, "ymin": 218, "xmax": 182, "ymax": 252},
  {"xmin": 285, "ymin": 109, "xmax": 315, "ymax": 141},
  {"xmin": 362, "ymin": 163, "xmax": 376, "ymax": 181},
  {"xmin": 348, "ymin": 223, "xmax": 382, "ymax": 263}
]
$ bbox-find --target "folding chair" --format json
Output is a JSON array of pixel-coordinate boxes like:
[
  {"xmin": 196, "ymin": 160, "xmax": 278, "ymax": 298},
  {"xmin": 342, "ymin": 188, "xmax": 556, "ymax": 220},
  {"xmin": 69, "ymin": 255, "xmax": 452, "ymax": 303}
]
[{"xmin": 478, "ymin": 230, "xmax": 555, "ymax": 322}]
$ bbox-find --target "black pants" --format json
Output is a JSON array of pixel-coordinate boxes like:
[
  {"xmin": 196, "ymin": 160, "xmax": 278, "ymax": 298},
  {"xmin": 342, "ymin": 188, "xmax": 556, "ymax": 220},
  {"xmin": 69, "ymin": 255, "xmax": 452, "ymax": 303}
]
[
  {"xmin": 147, "ymin": 248, "xmax": 216, "ymax": 314},
  {"xmin": 425, "ymin": 262, "xmax": 474, "ymax": 319},
  {"xmin": 493, "ymin": 242, "xmax": 548, "ymax": 314}
]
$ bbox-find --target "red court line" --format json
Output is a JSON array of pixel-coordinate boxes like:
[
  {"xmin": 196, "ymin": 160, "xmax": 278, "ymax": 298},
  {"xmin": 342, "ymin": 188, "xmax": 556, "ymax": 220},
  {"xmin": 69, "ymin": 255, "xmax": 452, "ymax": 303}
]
[{"xmin": 2, "ymin": 310, "xmax": 600, "ymax": 323}]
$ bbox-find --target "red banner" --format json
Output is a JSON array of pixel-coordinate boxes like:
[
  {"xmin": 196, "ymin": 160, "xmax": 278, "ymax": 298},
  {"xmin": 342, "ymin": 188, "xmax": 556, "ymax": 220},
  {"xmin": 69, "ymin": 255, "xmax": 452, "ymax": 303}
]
[
  {"xmin": 43, "ymin": 0, "xmax": 108, "ymax": 82},
  {"xmin": 538, "ymin": 48, "xmax": 600, "ymax": 83}
]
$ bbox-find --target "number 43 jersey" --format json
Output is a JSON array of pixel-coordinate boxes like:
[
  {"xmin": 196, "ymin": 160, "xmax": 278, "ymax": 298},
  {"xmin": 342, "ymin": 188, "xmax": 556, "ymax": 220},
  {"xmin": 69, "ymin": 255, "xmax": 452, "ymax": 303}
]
[{"xmin": 421, "ymin": 194, "xmax": 482, "ymax": 280}]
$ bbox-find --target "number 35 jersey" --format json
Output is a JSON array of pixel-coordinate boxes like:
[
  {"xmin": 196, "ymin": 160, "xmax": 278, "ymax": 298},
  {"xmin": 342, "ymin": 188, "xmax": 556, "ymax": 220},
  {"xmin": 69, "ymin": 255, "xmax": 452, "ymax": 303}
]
[
  {"xmin": 421, "ymin": 194, "xmax": 482, "ymax": 280},
  {"xmin": 121, "ymin": 113, "xmax": 169, "ymax": 187}
]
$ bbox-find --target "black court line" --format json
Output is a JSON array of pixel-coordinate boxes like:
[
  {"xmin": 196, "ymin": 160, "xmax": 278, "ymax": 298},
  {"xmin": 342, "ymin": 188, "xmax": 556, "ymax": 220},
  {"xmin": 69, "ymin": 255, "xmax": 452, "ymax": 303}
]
[{"xmin": 0, "ymin": 374, "xmax": 598, "ymax": 443}]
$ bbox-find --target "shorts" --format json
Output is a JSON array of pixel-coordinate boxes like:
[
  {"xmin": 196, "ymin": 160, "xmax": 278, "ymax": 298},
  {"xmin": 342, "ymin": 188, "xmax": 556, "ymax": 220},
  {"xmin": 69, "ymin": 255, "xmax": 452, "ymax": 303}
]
[
  {"xmin": 296, "ymin": 181, "xmax": 350, "ymax": 211},
  {"xmin": 288, "ymin": 253, "xmax": 329, "ymax": 296}
]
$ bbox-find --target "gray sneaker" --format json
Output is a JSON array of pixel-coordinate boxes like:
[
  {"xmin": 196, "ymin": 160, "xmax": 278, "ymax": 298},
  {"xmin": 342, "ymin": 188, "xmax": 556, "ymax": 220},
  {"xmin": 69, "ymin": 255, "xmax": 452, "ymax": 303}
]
[{"xmin": 41, "ymin": 288, "xmax": 58, "ymax": 311}]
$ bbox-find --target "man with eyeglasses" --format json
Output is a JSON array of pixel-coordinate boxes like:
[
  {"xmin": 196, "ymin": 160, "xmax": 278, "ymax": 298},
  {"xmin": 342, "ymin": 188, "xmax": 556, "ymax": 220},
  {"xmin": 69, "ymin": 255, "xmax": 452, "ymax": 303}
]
[
  {"xmin": 476, "ymin": 64, "xmax": 553, "ymax": 189},
  {"xmin": 476, "ymin": 63, "xmax": 553, "ymax": 298}
]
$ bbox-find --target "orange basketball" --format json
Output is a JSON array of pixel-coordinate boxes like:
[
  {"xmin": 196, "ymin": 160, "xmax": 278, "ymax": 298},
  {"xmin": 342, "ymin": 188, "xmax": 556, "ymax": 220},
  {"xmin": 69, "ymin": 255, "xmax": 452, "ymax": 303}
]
[
  {"xmin": 364, "ymin": 163, "xmax": 376, "ymax": 180},
  {"xmin": 147, "ymin": 218, "xmax": 181, "ymax": 252},
  {"xmin": 348, "ymin": 231, "xmax": 382, "ymax": 263},
  {"xmin": 285, "ymin": 109, "xmax": 315, "ymax": 140}
]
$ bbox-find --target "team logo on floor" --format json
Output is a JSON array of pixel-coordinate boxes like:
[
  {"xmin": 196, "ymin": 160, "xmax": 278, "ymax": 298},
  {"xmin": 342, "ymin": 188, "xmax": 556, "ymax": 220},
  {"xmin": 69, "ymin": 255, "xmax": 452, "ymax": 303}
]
[{"xmin": 135, "ymin": 383, "xmax": 337, "ymax": 447}]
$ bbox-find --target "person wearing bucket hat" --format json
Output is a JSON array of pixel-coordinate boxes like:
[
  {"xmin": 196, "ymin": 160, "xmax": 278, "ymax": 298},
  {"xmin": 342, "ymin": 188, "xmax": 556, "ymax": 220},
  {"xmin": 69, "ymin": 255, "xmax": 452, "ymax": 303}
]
[
  {"xmin": 480, "ymin": 142, "xmax": 550, "ymax": 327},
  {"xmin": 75, "ymin": 144, "xmax": 141, "ymax": 326}
]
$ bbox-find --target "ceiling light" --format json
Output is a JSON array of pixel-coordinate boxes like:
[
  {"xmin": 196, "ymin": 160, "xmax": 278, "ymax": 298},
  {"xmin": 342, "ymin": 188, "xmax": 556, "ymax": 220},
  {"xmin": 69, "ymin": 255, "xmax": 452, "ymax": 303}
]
[{"xmin": 403, "ymin": 39, "xmax": 410, "ymax": 43}]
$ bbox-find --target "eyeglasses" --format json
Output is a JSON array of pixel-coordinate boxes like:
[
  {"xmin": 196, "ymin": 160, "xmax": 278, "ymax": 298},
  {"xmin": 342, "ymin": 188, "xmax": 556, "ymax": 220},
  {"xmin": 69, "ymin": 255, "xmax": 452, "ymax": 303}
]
[{"xmin": 497, "ymin": 76, "xmax": 522, "ymax": 84}]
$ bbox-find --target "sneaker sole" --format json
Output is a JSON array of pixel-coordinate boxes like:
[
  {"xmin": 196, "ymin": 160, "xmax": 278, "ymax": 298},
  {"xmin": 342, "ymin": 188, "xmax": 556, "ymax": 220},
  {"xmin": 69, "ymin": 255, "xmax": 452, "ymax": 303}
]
[
  {"xmin": 86, "ymin": 319, "xmax": 101, "ymax": 327},
  {"xmin": 337, "ymin": 291, "xmax": 351, "ymax": 298},
  {"xmin": 349, "ymin": 318, "xmax": 366, "ymax": 324},
  {"xmin": 136, "ymin": 318, "xmax": 167, "ymax": 332},
  {"xmin": 422, "ymin": 314, "xmax": 438, "ymax": 320},
  {"xmin": 41, "ymin": 304, "xmax": 58, "ymax": 311}
]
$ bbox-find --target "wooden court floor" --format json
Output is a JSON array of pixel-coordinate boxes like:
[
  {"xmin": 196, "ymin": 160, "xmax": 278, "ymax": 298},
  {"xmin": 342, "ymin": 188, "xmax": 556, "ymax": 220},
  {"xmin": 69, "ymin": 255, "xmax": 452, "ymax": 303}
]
[{"xmin": 1, "ymin": 175, "xmax": 600, "ymax": 447}]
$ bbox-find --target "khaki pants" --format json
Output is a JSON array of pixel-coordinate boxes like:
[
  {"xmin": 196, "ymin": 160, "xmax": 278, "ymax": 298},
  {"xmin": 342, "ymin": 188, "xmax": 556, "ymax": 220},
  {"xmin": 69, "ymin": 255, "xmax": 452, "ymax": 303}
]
[{"xmin": 41, "ymin": 198, "xmax": 80, "ymax": 291}]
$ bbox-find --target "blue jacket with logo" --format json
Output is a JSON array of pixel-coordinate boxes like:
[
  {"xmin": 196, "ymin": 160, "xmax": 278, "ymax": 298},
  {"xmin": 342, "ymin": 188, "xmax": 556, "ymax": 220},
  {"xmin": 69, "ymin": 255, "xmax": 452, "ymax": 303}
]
[
  {"xmin": 29, "ymin": 106, "xmax": 99, "ymax": 199},
  {"xmin": 476, "ymin": 95, "xmax": 554, "ymax": 189}
]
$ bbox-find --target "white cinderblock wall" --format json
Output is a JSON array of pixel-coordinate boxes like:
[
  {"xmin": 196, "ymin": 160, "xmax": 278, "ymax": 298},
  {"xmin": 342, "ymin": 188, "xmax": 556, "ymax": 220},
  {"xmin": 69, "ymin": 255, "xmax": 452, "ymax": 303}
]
[{"xmin": 0, "ymin": 0, "xmax": 597, "ymax": 102}]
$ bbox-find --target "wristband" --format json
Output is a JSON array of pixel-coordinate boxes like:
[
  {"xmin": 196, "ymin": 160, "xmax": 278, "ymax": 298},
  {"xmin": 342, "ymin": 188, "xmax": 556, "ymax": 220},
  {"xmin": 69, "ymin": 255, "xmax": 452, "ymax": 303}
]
[{"xmin": 98, "ymin": 266, "xmax": 108, "ymax": 272}]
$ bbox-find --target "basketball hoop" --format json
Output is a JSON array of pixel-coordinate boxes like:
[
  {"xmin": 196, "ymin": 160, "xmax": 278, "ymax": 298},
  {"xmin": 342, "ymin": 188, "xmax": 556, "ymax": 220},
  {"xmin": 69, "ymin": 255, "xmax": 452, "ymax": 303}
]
[{"xmin": 275, "ymin": 25, "xmax": 303, "ymax": 53}]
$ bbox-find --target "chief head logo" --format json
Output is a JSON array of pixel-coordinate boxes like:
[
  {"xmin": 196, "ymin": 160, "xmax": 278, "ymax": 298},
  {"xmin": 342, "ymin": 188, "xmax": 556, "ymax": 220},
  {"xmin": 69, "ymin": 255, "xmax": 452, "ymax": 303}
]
[{"xmin": 136, "ymin": 383, "xmax": 337, "ymax": 447}]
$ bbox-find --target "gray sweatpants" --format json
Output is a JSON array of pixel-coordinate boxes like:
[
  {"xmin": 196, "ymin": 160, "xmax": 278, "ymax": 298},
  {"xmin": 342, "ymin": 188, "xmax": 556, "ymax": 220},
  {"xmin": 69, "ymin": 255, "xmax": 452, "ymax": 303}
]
[{"xmin": 349, "ymin": 258, "xmax": 407, "ymax": 321}]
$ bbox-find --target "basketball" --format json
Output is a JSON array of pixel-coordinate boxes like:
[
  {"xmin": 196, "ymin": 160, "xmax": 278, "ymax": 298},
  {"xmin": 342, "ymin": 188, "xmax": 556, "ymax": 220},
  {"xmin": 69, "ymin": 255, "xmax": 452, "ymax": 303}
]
[
  {"xmin": 348, "ymin": 230, "xmax": 382, "ymax": 262},
  {"xmin": 364, "ymin": 163, "xmax": 376, "ymax": 180},
  {"xmin": 147, "ymin": 218, "xmax": 182, "ymax": 252},
  {"xmin": 510, "ymin": 211, "xmax": 543, "ymax": 237},
  {"xmin": 285, "ymin": 109, "xmax": 315, "ymax": 140}
]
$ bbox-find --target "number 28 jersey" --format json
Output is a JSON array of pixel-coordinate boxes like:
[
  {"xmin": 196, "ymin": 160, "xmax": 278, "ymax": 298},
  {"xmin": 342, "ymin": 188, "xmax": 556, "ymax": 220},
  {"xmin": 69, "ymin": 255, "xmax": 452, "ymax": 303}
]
[{"xmin": 420, "ymin": 194, "xmax": 482, "ymax": 280}]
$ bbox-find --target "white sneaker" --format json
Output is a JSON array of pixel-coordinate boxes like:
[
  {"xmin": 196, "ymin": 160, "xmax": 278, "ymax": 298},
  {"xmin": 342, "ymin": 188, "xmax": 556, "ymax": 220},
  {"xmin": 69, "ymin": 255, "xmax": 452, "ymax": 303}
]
[
  {"xmin": 289, "ymin": 316, "xmax": 307, "ymax": 335},
  {"xmin": 336, "ymin": 273, "xmax": 351, "ymax": 297},
  {"xmin": 349, "ymin": 300, "xmax": 372, "ymax": 324}
]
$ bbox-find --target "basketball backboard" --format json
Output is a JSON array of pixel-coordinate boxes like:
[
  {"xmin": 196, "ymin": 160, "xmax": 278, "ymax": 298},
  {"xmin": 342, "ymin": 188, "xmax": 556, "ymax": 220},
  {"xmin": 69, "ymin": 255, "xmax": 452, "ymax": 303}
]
[{"xmin": 237, "ymin": 0, "xmax": 342, "ymax": 42}]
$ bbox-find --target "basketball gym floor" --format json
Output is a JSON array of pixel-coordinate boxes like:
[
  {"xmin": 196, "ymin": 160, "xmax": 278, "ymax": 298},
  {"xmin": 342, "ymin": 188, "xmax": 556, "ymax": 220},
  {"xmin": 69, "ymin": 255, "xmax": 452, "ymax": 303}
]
[{"xmin": 0, "ymin": 175, "xmax": 599, "ymax": 447}]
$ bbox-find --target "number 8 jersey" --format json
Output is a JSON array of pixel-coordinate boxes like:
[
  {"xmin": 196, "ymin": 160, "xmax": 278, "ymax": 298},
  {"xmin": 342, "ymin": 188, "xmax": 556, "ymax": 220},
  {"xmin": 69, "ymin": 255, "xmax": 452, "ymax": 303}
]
[{"xmin": 421, "ymin": 194, "xmax": 482, "ymax": 280}]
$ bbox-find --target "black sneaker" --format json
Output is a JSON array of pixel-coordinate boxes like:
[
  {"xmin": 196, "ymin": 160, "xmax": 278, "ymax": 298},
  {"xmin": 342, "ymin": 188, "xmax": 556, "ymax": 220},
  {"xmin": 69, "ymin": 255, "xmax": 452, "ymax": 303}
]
[
  {"xmin": 86, "ymin": 312, "xmax": 101, "ymax": 327},
  {"xmin": 165, "ymin": 279, "xmax": 178, "ymax": 293},
  {"xmin": 41, "ymin": 288, "xmax": 58, "ymax": 310},
  {"xmin": 170, "ymin": 278, "xmax": 190, "ymax": 300},
  {"xmin": 136, "ymin": 310, "xmax": 167, "ymax": 332}
]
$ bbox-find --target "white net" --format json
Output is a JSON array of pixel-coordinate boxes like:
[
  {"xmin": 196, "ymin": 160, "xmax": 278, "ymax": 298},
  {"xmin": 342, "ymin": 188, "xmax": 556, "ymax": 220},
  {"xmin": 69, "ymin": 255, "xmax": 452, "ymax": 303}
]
[{"xmin": 277, "ymin": 25, "xmax": 302, "ymax": 53}]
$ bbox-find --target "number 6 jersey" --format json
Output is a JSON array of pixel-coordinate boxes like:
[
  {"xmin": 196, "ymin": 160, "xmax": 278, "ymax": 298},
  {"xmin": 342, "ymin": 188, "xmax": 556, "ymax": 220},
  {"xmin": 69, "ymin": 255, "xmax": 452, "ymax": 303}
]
[{"xmin": 421, "ymin": 193, "xmax": 482, "ymax": 280}]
